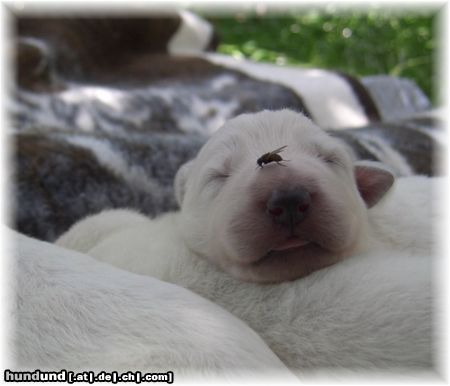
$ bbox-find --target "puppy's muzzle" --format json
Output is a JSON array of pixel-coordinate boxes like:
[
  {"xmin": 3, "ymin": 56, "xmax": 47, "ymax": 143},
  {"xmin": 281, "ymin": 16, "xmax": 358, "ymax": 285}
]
[{"xmin": 266, "ymin": 186, "xmax": 311, "ymax": 231}]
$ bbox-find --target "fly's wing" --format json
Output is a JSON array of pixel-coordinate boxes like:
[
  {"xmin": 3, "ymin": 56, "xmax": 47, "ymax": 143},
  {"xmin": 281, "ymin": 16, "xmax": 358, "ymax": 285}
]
[{"xmin": 269, "ymin": 145, "xmax": 287, "ymax": 155}]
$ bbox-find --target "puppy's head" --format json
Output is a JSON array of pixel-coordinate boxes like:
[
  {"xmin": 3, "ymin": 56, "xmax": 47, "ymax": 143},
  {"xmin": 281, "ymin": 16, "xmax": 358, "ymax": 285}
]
[{"xmin": 175, "ymin": 110, "xmax": 394, "ymax": 283}]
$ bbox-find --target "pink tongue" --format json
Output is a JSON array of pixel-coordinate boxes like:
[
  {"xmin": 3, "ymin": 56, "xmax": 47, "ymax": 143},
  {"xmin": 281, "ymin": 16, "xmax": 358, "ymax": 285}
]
[{"xmin": 273, "ymin": 238, "xmax": 310, "ymax": 251}]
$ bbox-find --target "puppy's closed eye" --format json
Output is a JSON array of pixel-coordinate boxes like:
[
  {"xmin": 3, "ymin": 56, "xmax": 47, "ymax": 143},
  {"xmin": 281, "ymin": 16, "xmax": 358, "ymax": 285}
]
[
  {"xmin": 204, "ymin": 168, "xmax": 230, "ymax": 186},
  {"xmin": 318, "ymin": 153, "xmax": 344, "ymax": 167},
  {"xmin": 313, "ymin": 143, "xmax": 346, "ymax": 168}
]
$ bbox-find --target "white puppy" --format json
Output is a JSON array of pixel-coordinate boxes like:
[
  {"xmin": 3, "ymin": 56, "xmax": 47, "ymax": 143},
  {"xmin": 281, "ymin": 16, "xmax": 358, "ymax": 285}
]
[
  {"xmin": 59, "ymin": 110, "xmax": 395, "ymax": 283},
  {"xmin": 57, "ymin": 110, "xmax": 435, "ymax": 373}
]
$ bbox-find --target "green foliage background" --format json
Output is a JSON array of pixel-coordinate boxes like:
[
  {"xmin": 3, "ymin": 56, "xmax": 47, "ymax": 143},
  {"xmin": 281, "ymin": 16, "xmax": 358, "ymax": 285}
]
[{"xmin": 204, "ymin": 7, "xmax": 437, "ymax": 104}]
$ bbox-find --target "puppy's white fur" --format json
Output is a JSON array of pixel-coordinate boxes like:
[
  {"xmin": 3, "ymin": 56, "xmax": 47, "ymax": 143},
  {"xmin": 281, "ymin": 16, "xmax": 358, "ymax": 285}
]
[
  {"xmin": 57, "ymin": 110, "xmax": 436, "ymax": 373},
  {"xmin": 11, "ymin": 228, "xmax": 294, "ymax": 382}
]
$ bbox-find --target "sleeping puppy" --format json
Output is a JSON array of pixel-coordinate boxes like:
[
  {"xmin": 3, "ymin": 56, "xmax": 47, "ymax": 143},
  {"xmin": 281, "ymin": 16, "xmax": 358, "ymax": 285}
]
[
  {"xmin": 57, "ymin": 109, "xmax": 395, "ymax": 283},
  {"xmin": 172, "ymin": 109, "xmax": 394, "ymax": 282}
]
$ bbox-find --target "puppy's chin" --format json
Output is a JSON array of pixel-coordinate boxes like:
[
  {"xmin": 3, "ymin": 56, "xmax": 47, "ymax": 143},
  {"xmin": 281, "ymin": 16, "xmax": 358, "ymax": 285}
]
[
  {"xmin": 218, "ymin": 228, "xmax": 363, "ymax": 283},
  {"xmin": 228, "ymin": 244, "xmax": 348, "ymax": 283}
]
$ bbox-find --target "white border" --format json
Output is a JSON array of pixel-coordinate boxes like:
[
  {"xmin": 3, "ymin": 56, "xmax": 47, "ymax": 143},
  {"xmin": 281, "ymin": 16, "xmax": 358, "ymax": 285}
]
[{"xmin": 0, "ymin": 1, "xmax": 447, "ymax": 385}]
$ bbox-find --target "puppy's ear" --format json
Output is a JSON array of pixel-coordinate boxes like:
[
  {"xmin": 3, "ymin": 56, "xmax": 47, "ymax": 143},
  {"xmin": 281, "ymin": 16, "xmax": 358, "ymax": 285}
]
[
  {"xmin": 174, "ymin": 159, "xmax": 195, "ymax": 207},
  {"xmin": 354, "ymin": 161, "xmax": 395, "ymax": 208}
]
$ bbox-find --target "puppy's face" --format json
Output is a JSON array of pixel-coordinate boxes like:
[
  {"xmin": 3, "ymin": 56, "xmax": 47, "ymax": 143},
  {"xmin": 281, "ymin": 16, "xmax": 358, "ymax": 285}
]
[{"xmin": 175, "ymin": 110, "xmax": 394, "ymax": 283}]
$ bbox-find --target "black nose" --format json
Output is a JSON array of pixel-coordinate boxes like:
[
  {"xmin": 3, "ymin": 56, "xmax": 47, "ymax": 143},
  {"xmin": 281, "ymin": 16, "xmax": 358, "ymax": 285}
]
[{"xmin": 266, "ymin": 187, "xmax": 311, "ymax": 228}]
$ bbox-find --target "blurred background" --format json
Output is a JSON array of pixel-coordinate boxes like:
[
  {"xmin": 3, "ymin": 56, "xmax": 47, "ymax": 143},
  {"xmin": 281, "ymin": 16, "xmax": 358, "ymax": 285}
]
[
  {"xmin": 10, "ymin": 3, "xmax": 443, "ymax": 241},
  {"xmin": 203, "ymin": 6, "xmax": 436, "ymax": 104}
]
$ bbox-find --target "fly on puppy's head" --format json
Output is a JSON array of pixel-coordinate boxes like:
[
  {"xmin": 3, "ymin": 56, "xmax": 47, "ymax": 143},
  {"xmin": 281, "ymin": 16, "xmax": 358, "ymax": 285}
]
[{"xmin": 256, "ymin": 145, "xmax": 289, "ymax": 168}]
